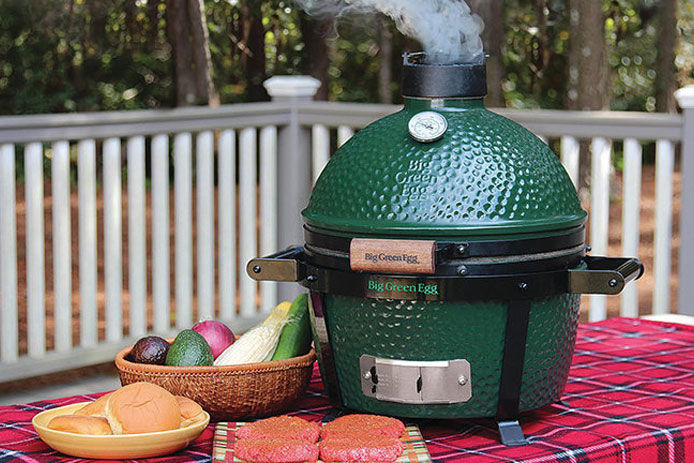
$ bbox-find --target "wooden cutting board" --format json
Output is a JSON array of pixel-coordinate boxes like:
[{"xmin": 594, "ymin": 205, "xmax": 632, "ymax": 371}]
[{"xmin": 213, "ymin": 421, "xmax": 432, "ymax": 463}]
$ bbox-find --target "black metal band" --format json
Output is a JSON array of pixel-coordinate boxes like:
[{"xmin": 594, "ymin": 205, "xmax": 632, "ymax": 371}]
[
  {"xmin": 247, "ymin": 247, "xmax": 644, "ymax": 300},
  {"xmin": 303, "ymin": 243, "xmax": 586, "ymax": 277},
  {"xmin": 308, "ymin": 292, "xmax": 344, "ymax": 407},
  {"xmin": 299, "ymin": 265, "xmax": 569, "ymax": 302},
  {"xmin": 304, "ymin": 225, "xmax": 586, "ymax": 261},
  {"xmin": 497, "ymin": 299, "xmax": 532, "ymax": 420}
]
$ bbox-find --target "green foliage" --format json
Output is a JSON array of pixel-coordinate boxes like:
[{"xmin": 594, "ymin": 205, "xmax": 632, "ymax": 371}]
[
  {"xmin": 501, "ymin": 0, "xmax": 692, "ymax": 111},
  {"xmin": 0, "ymin": 0, "xmax": 174, "ymax": 114},
  {"xmin": 502, "ymin": 0, "xmax": 570, "ymax": 109},
  {"xmin": 607, "ymin": 0, "xmax": 660, "ymax": 111},
  {"xmin": 329, "ymin": 26, "xmax": 383, "ymax": 102},
  {"xmin": 0, "ymin": 0, "xmax": 692, "ymax": 114}
]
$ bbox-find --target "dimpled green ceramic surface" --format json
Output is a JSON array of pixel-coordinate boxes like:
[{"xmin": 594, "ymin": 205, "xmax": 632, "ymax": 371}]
[
  {"xmin": 302, "ymin": 100, "xmax": 586, "ymax": 236},
  {"xmin": 322, "ymin": 293, "xmax": 581, "ymax": 418}
]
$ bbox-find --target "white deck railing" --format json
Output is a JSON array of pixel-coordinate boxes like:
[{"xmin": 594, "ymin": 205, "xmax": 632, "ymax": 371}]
[{"xmin": 0, "ymin": 77, "xmax": 691, "ymax": 382}]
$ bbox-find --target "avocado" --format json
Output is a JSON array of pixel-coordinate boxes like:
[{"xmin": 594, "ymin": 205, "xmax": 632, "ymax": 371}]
[
  {"xmin": 165, "ymin": 329, "xmax": 214, "ymax": 366},
  {"xmin": 129, "ymin": 336, "xmax": 170, "ymax": 365}
]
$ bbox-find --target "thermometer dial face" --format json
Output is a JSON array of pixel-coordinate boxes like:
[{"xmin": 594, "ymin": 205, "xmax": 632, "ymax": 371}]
[{"xmin": 408, "ymin": 111, "xmax": 448, "ymax": 143}]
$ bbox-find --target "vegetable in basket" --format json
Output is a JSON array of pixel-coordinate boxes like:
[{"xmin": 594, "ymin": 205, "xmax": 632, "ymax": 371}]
[
  {"xmin": 214, "ymin": 294, "xmax": 312, "ymax": 365},
  {"xmin": 271, "ymin": 294, "xmax": 312, "ymax": 361},
  {"xmin": 214, "ymin": 301, "xmax": 292, "ymax": 365}
]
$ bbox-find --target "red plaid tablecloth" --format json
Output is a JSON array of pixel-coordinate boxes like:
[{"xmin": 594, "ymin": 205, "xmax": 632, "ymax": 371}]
[{"xmin": 1, "ymin": 317, "xmax": 693, "ymax": 462}]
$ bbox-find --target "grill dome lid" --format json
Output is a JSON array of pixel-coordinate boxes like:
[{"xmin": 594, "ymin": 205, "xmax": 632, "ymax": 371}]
[{"xmin": 302, "ymin": 58, "xmax": 586, "ymax": 238}]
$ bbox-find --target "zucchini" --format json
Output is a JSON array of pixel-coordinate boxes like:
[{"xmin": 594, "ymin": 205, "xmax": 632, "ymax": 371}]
[{"xmin": 271, "ymin": 294, "xmax": 312, "ymax": 360}]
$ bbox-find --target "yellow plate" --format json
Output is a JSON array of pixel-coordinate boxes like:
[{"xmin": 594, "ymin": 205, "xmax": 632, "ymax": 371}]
[{"xmin": 32, "ymin": 402, "xmax": 210, "ymax": 460}]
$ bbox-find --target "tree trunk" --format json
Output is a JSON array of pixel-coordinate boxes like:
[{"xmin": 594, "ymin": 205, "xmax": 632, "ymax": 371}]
[
  {"xmin": 166, "ymin": 0, "xmax": 196, "ymax": 106},
  {"xmin": 468, "ymin": 0, "xmax": 504, "ymax": 107},
  {"xmin": 87, "ymin": 0, "xmax": 107, "ymax": 48},
  {"xmin": 567, "ymin": 0, "xmax": 608, "ymax": 191},
  {"xmin": 378, "ymin": 19, "xmax": 393, "ymax": 104},
  {"xmin": 147, "ymin": 0, "xmax": 161, "ymax": 47},
  {"xmin": 241, "ymin": 1, "xmax": 267, "ymax": 101},
  {"xmin": 124, "ymin": 0, "xmax": 139, "ymax": 39},
  {"xmin": 567, "ymin": 1, "xmax": 609, "ymax": 110},
  {"xmin": 656, "ymin": 0, "xmax": 677, "ymax": 113},
  {"xmin": 187, "ymin": 0, "xmax": 217, "ymax": 105},
  {"xmin": 300, "ymin": 15, "xmax": 331, "ymax": 101}
]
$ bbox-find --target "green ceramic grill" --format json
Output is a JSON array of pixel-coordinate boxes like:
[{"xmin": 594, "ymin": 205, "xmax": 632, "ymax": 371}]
[{"xmin": 248, "ymin": 53, "xmax": 643, "ymax": 446}]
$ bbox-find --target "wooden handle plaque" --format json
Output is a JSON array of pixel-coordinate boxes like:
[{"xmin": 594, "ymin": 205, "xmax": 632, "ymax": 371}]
[{"xmin": 350, "ymin": 239, "xmax": 436, "ymax": 274}]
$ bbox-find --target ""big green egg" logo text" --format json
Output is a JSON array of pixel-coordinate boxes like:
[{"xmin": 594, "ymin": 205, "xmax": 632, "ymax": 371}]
[{"xmin": 368, "ymin": 280, "xmax": 439, "ymax": 295}]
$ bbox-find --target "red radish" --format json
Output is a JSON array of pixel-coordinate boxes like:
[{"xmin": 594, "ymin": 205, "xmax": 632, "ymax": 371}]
[{"xmin": 192, "ymin": 320, "xmax": 235, "ymax": 359}]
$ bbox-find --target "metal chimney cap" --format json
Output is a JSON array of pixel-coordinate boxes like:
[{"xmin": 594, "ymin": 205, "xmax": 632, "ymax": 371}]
[{"xmin": 402, "ymin": 52, "xmax": 487, "ymax": 99}]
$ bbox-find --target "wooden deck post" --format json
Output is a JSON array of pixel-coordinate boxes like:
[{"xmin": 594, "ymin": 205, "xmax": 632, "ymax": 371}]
[
  {"xmin": 264, "ymin": 76, "xmax": 321, "ymax": 302},
  {"xmin": 676, "ymin": 86, "xmax": 694, "ymax": 315}
]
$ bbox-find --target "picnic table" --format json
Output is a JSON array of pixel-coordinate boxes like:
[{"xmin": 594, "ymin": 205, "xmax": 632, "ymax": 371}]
[{"xmin": 1, "ymin": 317, "xmax": 693, "ymax": 462}]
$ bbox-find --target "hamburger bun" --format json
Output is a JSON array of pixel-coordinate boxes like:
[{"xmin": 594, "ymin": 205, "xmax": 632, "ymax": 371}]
[
  {"xmin": 74, "ymin": 392, "xmax": 111, "ymax": 417},
  {"xmin": 175, "ymin": 396, "xmax": 205, "ymax": 427},
  {"xmin": 48, "ymin": 415, "xmax": 112, "ymax": 435},
  {"xmin": 104, "ymin": 382, "xmax": 180, "ymax": 434}
]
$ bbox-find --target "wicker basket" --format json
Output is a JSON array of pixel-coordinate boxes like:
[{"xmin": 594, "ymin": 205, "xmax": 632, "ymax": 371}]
[{"xmin": 115, "ymin": 345, "xmax": 316, "ymax": 421}]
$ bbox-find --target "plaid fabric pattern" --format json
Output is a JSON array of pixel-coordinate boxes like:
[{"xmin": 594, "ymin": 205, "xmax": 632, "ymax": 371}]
[
  {"xmin": 1, "ymin": 317, "xmax": 693, "ymax": 462},
  {"xmin": 0, "ymin": 391, "xmax": 213, "ymax": 463},
  {"xmin": 212, "ymin": 422, "xmax": 431, "ymax": 462}
]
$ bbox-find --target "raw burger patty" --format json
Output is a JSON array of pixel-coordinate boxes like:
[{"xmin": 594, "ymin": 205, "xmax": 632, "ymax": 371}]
[
  {"xmin": 319, "ymin": 436, "xmax": 404, "ymax": 462},
  {"xmin": 237, "ymin": 416, "xmax": 320, "ymax": 443},
  {"xmin": 234, "ymin": 438, "xmax": 318, "ymax": 463},
  {"xmin": 321, "ymin": 414, "xmax": 405, "ymax": 440}
]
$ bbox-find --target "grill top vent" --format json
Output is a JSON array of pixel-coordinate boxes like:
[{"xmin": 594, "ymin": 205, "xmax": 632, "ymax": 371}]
[{"xmin": 402, "ymin": 52, "xmax": 487, "ymax": 99}]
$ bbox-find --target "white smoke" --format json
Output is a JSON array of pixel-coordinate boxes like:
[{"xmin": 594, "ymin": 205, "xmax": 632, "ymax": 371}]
[{"xmin": 295, "ymin": 0, "xmax": 485, "ymax": 64}]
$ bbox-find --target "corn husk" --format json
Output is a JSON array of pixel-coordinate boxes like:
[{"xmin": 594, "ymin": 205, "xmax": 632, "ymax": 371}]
[{"xmin": 213, "ymin": 302, "xmax": 291, "ymax": 365}]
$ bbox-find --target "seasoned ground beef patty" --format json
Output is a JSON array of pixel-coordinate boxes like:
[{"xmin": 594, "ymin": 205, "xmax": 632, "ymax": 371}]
[
  {"xmin": 237, "ymin": 416, "xmax": 320, "ymax": 443},
  {"xmin": 234, "ymin": 438, "xmax": 319, "ymax": 463},
  {"xmin": 320, "ymin": 414, "xmax": 405, "ymax": 440},
  {"xmin": 319, "ymin": 435, "xmax": 404, "ymax": 462}
]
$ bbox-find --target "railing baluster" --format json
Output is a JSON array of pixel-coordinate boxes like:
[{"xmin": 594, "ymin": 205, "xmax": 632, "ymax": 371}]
[
  {"xmin": 103, "ymin": 138, "xmax": 122, "ymax": 343},
  {"xmin": 196, "ymin": 131, "xmax": 215, "ymax": 321},
  {"xmin": 52, "ymin": 141, "xmax": 72, "ymax": 352},
  {"xmin": 218, "ymin": 130, "xmax": 236, "ymax": 321},
  {"xmin": 151, "ymin": 134, "xmax": 170, "ymax": 333},
  {"xmin": 560, "ymin": 136, "xmax": 580, "ymax": 189},
  {"xmin": 260, "ymin": 126, "xmax": 278, "ymax": 312},
  {"xmin": 0, "ymin": 144, "xmax": 18, "ymax": 362},
  {"xmin": 239, "ymin": 128, "xmax": 257, "ymax": 317},
  {"xmin": 25, "ymin": 142, "xmax": 46, "ymax": 357},
  {"xmin": 337, "ymin": 126, "xmax": 354, "ymax": 148},
  {"xmin": 78, "ymin": 139, "xmax": 98, "ymax": 347},
  {"xmin": 589, "ymin": 137, "xmax": 611, "ymax": 322},
  {"xmin": 653, "ymin": 139, "xmax": 675, "ymax": 314},
  {"xmin": 127, "ymin": 136, "xmax": 147, "ymax": 337},
  {"xmin": 620, "ymin": 138, "xmax": 642, "ymax": 317},
  {"xmin": 312, "ymin": 124, "xmax": 330, "ymax": 184},
  {"xmin": 174, "ymin": 133, "xmax": 193, "ymax": 329}
]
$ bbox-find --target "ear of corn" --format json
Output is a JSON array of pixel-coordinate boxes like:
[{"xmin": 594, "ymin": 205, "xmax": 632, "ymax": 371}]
[{"xmin": 213, "ymin": 301, "xmax": 292, "ymax": 366}]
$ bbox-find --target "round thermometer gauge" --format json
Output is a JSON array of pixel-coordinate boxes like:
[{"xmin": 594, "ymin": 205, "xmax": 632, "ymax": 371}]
[{"xmin": 408, "ymin": 111, "xmax": 448, "ymax": 143}]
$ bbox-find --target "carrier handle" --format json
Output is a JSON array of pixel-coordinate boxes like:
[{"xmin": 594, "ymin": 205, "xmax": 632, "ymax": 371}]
[
  {"xmin": 246, "ymin": 246, "xmax": 305, "ymax": 282},
  {"xmin": 568, "ymin": 256, "xmax": 644, "ymax": 295}
]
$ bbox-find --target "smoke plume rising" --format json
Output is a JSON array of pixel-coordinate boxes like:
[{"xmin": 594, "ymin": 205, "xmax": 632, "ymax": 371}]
[{"xmin": 295, "ymin": 0, "xmax": 484, "ymax": 64}]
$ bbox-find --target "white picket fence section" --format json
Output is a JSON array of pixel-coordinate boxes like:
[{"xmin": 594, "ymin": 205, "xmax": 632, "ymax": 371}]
[
  {"xmin": 0, "ymin": 102, "xmax": 290, "ymax": 381},
  {"xmin": 0, "ymin": 78, "xmax": 691, "ymax": 383}
]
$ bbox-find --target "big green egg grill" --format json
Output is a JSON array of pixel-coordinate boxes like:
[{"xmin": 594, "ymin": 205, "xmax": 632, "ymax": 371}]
[{"xmin": 248, "ymin": 53, "xmax": 643, "ymax": 445}]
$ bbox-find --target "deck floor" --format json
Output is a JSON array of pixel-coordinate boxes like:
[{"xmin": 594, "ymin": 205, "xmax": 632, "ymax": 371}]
[{"xmin": 0, "ymin": 374, "xmax": 120, "ymax": 406}]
